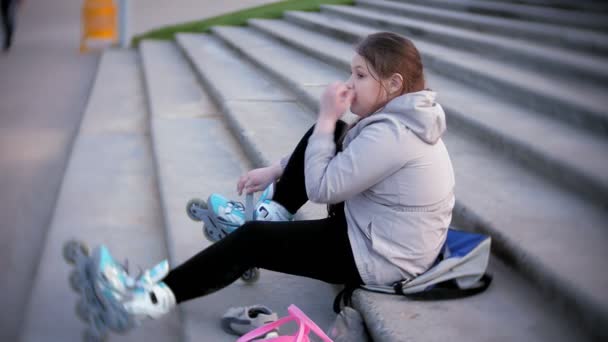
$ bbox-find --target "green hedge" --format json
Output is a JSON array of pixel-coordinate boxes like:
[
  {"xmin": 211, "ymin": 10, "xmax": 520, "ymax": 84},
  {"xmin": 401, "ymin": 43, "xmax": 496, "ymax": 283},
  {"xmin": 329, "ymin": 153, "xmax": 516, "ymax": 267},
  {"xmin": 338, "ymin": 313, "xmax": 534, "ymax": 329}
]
[{"xmin": 132, "ymin": 0, "xmax": 354, "ymax": 47}]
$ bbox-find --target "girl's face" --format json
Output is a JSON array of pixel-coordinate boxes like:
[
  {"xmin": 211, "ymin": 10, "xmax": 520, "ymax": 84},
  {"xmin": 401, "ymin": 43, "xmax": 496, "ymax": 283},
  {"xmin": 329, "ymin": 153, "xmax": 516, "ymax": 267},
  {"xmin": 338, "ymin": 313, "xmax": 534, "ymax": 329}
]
[{"xmin": 346, "ymin": 54, "xmax": 389, "ymax": 117}]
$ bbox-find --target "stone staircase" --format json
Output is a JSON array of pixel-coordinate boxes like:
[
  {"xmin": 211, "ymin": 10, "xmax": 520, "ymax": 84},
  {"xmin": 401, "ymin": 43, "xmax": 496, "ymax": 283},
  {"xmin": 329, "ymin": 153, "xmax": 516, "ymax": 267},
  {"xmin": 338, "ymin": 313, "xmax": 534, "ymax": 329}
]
[{"xmin": 19, "ymin": 0, "xmax": 607, "ymax": 341}]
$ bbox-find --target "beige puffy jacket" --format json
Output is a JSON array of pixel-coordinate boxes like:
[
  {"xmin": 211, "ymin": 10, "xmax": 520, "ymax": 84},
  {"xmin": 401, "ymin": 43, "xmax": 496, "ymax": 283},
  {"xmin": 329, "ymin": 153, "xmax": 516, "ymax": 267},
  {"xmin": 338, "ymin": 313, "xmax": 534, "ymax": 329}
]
[{"xmin": 305, "ymin": 90, "xmax": 455, "ymax": 285}]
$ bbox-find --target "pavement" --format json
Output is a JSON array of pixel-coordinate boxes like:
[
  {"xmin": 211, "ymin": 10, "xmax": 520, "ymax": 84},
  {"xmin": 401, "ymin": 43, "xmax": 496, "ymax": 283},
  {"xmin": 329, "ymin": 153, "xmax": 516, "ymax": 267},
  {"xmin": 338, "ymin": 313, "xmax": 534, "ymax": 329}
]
[{"xmin": 0, "ymin": 1, "xmax": 278, "ymax": 340}]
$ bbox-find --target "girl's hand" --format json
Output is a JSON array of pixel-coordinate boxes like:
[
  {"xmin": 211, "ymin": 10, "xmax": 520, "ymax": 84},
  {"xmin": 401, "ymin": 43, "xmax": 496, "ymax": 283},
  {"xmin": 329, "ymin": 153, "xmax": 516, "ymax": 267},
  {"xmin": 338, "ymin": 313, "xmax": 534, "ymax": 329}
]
[
  {"xmin": 319, "ymin": 81, "xmax": 355, "ymax": 123},
  {"xmin": 237, "ymin": 166, "xmax": 279, "ymax": 195}
]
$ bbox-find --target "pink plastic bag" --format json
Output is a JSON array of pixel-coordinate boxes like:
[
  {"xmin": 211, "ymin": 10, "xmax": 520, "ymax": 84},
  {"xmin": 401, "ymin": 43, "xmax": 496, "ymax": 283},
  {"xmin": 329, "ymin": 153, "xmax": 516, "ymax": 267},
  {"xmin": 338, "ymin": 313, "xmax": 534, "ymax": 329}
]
[{"xmin": 237, "ymin": 304, "xmax": 333, "ymax": 342}]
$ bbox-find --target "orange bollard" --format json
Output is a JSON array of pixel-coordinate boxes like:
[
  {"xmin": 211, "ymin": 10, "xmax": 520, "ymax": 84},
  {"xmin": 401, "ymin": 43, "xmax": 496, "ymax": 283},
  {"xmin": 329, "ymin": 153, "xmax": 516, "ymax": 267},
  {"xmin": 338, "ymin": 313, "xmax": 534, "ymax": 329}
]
[{"xmin": 80, "ymin": 0, "xmax": 118, "ymax": 53}]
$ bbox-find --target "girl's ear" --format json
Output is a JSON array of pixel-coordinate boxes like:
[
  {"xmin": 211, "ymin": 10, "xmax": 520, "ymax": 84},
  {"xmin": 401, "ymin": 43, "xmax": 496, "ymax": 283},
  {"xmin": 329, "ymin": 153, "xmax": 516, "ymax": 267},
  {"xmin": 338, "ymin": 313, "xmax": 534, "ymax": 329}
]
[{"xmin": 388, "ymin": 73, "xmax": 404, "ymax": 96}]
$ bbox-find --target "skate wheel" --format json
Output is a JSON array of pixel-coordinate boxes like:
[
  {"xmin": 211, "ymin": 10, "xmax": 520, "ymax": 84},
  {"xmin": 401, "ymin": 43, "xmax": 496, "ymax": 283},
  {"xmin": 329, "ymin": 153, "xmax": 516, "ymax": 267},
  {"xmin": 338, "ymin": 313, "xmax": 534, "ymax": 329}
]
[
  {"xmin": 241, "ymin": 268, "xmax": 260, "ymax": 283},
  {"xmin": 69, "ymin": 270, "xmax": 85, "ymax": 293},
  {"xmin": 203, "ymin": 225, "xmax": 217, "ymax": 242},
  {"xmin": 186, "ymin": 198, "xmax": 207, "ymax": 222},
  {"xmin": 75, "ymin": 299, "xmax": 89, "ymax": 322},
  {"xmin": 203, "ymin": 226, "xmax": 212, "ymax": 241},
  {"xmin": 63, "ymin": 240, "xmax": 89, "ymax": 265},
  {"xmin": 83, "ymin": 327, "xmax": 106, "ymax": 342},
  {"xmin": 203, "ymin": 223, "xmax": 227, "ymax": 243},
  {"xmin": 86, "ymin": 314, "xmax": 108, "ymax": 342}
]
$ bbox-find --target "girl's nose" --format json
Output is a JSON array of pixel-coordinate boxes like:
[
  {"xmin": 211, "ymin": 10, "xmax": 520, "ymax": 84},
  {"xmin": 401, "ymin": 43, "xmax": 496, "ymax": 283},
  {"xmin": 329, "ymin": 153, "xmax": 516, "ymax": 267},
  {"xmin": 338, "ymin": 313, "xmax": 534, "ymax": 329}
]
[{"xmin": 345, "ymin": 77, "xmax": 354, "ymax": 89}]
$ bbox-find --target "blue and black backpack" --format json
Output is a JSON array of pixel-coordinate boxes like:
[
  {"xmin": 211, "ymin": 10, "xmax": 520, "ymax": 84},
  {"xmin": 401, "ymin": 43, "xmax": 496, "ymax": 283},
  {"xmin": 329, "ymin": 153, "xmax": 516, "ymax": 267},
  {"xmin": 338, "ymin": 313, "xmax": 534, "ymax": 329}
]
[{"xmin": 334, "ymin": 227, "xmax": 493, "ymax": 312}]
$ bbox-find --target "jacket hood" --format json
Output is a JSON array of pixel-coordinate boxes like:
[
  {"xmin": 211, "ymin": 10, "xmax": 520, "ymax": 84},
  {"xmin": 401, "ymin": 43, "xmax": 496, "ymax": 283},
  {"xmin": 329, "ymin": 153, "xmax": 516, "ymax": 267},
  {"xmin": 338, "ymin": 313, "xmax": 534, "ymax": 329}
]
[{"xmin": 381, "ymin": 90, "xmax": 446, "ymax": 144}]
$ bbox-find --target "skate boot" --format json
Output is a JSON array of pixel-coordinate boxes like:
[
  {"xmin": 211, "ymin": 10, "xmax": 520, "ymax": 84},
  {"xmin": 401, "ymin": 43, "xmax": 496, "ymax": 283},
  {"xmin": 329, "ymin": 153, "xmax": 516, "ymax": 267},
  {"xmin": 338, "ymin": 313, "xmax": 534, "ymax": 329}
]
[
  {"xmin": 254, "ymin": 199, "xmax": 294, "ymax": 222},
  {"xmin": 63, "ymin": 241, "xmax": 176, "ymax": 341},
  {"xmin": 252, "ymin": 182, "xmax": 293, "ymax": 222},
  {"xmin": 186, "ymin": 182, "xmax": 280, "ymax": 241},
  {"xmin": 185, "ymin": 183, "xmax": 281, "ymax": 283}
]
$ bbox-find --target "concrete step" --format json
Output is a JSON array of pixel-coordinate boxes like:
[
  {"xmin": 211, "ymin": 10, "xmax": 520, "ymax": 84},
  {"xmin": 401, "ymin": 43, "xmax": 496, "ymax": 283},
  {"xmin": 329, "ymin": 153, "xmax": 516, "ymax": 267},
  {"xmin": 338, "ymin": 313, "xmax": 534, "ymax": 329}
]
[
  {"xmin": 352, "ymin": 257, "xmax": 588, "ymax": 341},
  {"xmin": 387, "ymin": 0, "xmax": 608, "ymax": 31},
  {"xmin": 487, "ymin": 0, "xmax": 608, "ymax": 12},
  {"xmin": 285, "ymin": 7, "xmax": 608, "ymax": 87},
  {"xmin": 211, "ymin": 24, "xmax": 342, "ymax": 115},
  {"xmin": 208, "ymin": 25, "xmax": 358, "ymax": 124},
  {"xmin": 176, "ymin": 33, "xmax": 307, "ymax": 167},
  {"xmin": 297, "ymin": 8, "xmax": 608, "ymax": 136},
  {"xmin": 347, "ymin": 0, "xmax": 608, "ymax": 55},
  {"xmin": 261, "ymin": 14, "xmax": 608, "ymax": 205},
  {"xmin": 164, "ymin": 32, "xmax": 341, "ymax": 333},
  {"xmin": 19, "ymin": 50, "xmax": 180, "ymax": 341},
  {"xmin": 200, "ymin": 23, "xmax": 608, "ymax": 340}
]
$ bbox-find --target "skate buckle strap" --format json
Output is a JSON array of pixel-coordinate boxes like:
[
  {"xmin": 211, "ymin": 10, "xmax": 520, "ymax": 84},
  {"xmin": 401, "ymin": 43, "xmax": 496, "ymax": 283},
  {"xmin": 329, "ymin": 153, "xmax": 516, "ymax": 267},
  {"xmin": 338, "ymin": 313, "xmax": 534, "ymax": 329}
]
[
  {"xmin": 140, "ymin": 260, "xmax": 169, "ymax": 284},
  {"xmin": 111, "ymin": 258, "xmax": 169, "ymax": 297},
  {"xmin": 237, "ymin": 304, "xmax": 333, "ymax": 342},
  {"xmin": 245, "ymin": 194, "xmax": 254, "ymax": 222}
]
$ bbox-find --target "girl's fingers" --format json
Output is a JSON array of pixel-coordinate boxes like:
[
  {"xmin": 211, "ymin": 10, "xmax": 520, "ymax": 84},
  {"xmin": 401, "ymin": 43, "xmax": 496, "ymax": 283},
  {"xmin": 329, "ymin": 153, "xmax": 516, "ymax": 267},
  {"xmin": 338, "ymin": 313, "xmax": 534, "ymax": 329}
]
[
  {"xmin": 345, "ymin": 89, "xmax": 355, "ymax": 103},
  {"xmin": 237, "ymin": 174, "xmax": 248, "ymax": 195},
  {"xmin": 335, "ymin": 84, "xmax": 347, "ymax": 96},
  {"xmin": 244, "ymin": 178, "xmax": 252, "ymax": 190},
  {"xmin": 245, "ymin": 182, "xmax": 265, "ymax": 194},
  {"xmin": 337, "ymin": 85, "xmax": 354, "ymax": 104}
]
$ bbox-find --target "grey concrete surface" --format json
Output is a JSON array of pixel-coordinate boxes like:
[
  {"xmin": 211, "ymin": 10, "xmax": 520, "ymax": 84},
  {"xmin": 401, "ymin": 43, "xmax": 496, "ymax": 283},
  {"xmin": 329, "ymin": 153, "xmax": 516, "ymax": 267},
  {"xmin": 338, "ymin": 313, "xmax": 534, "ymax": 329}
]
[
  {"xmin": 390, "ymin": 0, "xmax": 608, "ymax": 31},
  {"xmin": 0, "ymin": 1, "xmax": 99, "ymax": 341},
  {"xmin": 20, "ymin": 50, "xmax": 180, "ymax": 341},
  {"xmin": 446, "ymin": 126, "xmax": 608, "ymax": 337},
  {"xmin": 488, "ymin": 0, "xmax": 608, "ymax": 12},
  {"xmin": 141, "ymin": 39, "xmax": 337, "ymax": 341},
  {"xmin": 177, "ymin": 34, "xmax": 294, "ymax": 104},
  {"xmin": 211, "ymin": 25, "xmax": 346, "ymax": 116},
  {"xmin": 352, "ymin": 0, "xmax": 608, "ymax": 55}
]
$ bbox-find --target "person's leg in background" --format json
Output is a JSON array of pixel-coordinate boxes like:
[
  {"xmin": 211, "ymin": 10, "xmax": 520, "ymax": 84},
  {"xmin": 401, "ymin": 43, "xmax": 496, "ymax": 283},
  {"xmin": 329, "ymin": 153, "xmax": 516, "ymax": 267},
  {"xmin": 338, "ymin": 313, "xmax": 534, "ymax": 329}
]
[{"xmin": 272, "ymin": 120, "xmax": 349, "ymax": 215}]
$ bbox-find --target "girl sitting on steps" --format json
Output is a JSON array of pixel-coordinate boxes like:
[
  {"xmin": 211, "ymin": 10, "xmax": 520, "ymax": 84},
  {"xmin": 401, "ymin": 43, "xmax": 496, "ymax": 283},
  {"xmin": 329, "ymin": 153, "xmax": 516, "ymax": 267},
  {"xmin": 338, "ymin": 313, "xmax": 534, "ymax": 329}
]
[{"xmin": 66, "ymin": 31, "xmax": 455, "ymax": 337}]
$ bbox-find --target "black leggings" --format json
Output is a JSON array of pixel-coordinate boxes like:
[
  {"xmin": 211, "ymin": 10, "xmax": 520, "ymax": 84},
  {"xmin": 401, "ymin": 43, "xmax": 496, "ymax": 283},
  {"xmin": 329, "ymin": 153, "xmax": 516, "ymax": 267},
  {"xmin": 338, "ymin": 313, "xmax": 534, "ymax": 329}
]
[{"xmin": 163, "ymin": 121, "xmax": 363, "ymax": 303}]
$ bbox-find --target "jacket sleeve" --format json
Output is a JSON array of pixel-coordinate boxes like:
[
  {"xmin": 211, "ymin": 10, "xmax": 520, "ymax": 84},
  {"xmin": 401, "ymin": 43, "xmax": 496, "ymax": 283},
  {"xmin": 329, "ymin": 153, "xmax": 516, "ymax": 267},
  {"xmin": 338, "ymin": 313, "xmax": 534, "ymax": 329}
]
[{"xmin": 304, "ymin": 120, "xmax": 408, "ymax": 204}]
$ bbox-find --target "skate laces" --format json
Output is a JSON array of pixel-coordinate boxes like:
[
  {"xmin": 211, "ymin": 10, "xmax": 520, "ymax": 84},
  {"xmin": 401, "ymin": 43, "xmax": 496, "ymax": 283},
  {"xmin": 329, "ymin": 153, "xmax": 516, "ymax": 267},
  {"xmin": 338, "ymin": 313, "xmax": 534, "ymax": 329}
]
[
  {"xmin": 102, "ymin": 257, "xmax": 168, "ymax": 302},
  {"xmin": 222, "ymin": 183, "xmax": 274, "ymax": 217},
  {"xmin": 224, "ymin": 201, "xmax": 245, "ymax": 215}
]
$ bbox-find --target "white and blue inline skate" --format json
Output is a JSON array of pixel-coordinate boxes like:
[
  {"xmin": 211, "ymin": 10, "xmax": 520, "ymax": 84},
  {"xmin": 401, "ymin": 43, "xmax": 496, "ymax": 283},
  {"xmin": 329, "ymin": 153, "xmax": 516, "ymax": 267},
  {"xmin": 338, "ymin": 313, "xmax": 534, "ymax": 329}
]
[
  {"xmin": 185, "ymin": 183, "xmax": 293, "ymax": 283},
  {"xmin": 63, "ymin": 241, "xmax": 175, "ymax": 341}
]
